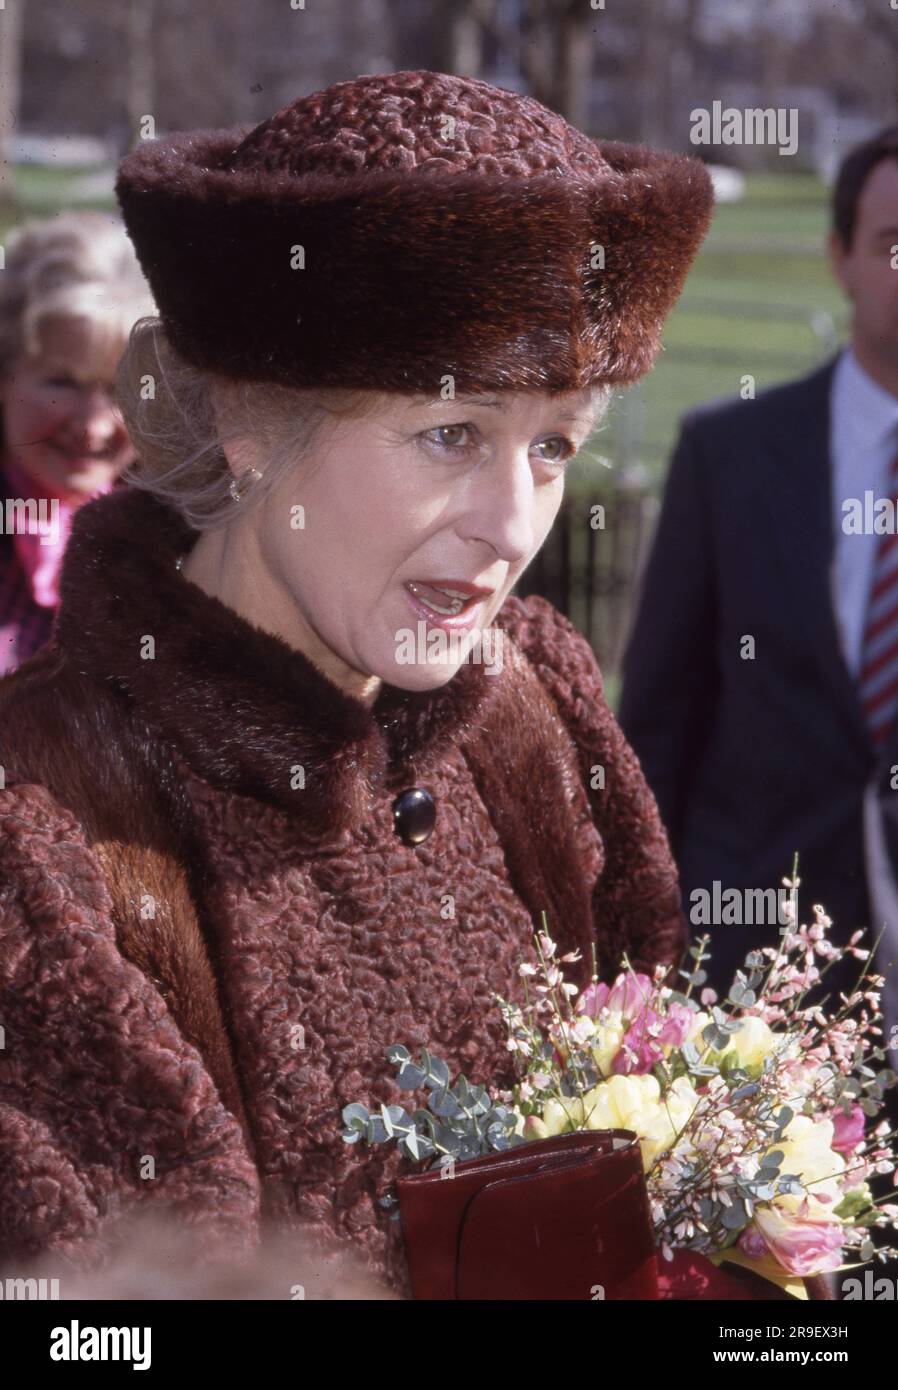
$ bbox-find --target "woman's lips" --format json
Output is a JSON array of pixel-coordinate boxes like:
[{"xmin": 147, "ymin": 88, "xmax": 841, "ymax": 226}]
[
  {"xmin": 47, "ymin": 440, "xmax": 123, "ymax": 463},
  {"xmin": 404, "ymin": 580, "xmax": 488, "ymax": 630}
]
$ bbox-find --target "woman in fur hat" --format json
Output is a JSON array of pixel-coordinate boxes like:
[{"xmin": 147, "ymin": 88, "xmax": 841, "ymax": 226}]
[{"xmin": 0, "ymin": 70, "xmax": 714, "ymax": 1298}]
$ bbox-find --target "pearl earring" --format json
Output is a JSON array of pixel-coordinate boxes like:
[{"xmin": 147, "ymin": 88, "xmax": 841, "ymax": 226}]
[{"xmin": 229, "ymin": 466, "xmax": 262, "ymax": 503}]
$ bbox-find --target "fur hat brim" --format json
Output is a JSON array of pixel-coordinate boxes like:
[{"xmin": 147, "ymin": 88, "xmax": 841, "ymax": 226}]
[{"xmin": 116, "ymin": 126, "xmax": 714, "ymax": 394}]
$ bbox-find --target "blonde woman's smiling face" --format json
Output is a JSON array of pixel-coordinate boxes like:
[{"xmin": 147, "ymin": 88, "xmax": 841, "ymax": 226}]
[
  {"xmin": 186, "ymin": 386, "xmax": 606, "ymax": 702},
  {"xmin": 0, "ymin": 314, "xmax": 134, "ymax": 500}
]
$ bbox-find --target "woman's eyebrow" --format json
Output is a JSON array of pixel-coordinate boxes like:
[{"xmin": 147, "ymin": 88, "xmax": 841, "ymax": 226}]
[
  {"xmin": 414, "ymin": 396, "xmax": 596, "ymax": 423},
  {"xmin": 452, "ymin": 394, "xmax": 504, "ymax": 410}
]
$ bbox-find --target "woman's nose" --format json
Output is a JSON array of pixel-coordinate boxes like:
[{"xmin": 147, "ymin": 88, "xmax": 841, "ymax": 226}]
[
  {"xmin": 465, "ymin": 450, "xmax": 539, "ymax": 564},
  {"xmin": 69, "ymin": 388, "xmax": 126, "ymax": 448}
]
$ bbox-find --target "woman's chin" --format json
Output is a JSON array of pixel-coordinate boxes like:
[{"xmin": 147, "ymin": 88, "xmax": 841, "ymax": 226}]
[
  {"xmin": 64, "ymin": 465, "xmax": 121, "ymax": 496},
  {"xmin": 380, "ymin": 655, "xmax": 465, "ymax": 692}
]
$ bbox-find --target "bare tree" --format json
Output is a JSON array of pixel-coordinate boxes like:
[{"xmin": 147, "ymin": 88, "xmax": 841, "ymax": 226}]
[
  {"xmin": 0, "ymin": 0, "xmax": 26, "ymax": 213},
  {"xmin": 123, "ymin": 0, "xmax": 155, "ymax": 155},
  {"xmin": 423, "ymin": 0, "xmax": 705, "ymax": 144},
  {"xmin": 424, "ymin": 0, "xmax": 596, "ymax": 125},
  {"xmin": 846, "ymin": 0, "xmax": 898, "ymax": 116},
  {"xmin": 475, "ymin": 0, "xmax": 596, "ymax": 123}
]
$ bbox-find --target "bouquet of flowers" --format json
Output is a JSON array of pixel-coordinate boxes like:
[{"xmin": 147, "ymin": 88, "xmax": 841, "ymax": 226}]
[{"xmin": 343, "ymin": 872, "xmax": 898, "ymax": 1299}]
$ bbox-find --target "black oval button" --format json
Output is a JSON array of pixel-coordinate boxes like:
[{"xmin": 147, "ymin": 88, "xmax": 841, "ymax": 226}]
[{"xmin": 392, "ymin": 787, "xmax": 436, "ymax": 846}]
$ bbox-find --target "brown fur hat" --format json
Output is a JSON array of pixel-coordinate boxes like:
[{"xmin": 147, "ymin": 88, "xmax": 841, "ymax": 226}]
[{"xmin": 115, "ymin": 68, "xmax": 715, "ymax": 394}]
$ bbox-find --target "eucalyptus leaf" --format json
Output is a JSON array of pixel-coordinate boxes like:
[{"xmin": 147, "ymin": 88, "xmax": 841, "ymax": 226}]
[
  {"xmin": 424, "ymin": 1053, "xmax": 451, "ymax": 1089},
  {"xmin": 428, "ymin": 1088, "xmax": 464, "ymax": 1120},
  {"xmin": 721, "ymin": 1199, "xmax": 748, "ymax": 1230},
  {"xmin": 395, "ymin": 1062, "xmax": 427, "ymax": 1090}
]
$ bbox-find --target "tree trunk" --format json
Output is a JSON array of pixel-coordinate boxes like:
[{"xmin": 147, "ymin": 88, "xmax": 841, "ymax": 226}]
[
  {"xmin": 0, "ymin": 0, "xmax": 25, "ymax": 215},
  {"xmin": 447, "ymin": 4, "xmax": 482, "ymax": 74},
  {"xmin": 553, "ymin": 4, "xmax": 593, "ymax": 128},
  {"xmin": 124, "ymin": 0, "xmax": 155, "ymax": 155}
]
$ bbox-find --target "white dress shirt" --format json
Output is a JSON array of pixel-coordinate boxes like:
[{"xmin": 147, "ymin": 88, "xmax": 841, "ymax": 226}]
[{"xmin": 829, "ymin": 346, "xmax": 898, "ymax": 1032}]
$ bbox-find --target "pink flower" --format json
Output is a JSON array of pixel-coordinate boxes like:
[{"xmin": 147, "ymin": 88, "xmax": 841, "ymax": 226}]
[
  {"xmin": 739, "ymin": 1226, "xmax": 768, "ymax": 1261},
  {"xmin": 658, "ymin": 1002, "xmax": 695, "ymax": 1049},
  {"xmin": 831, "ymin": 1106, "xmax": 866, "ymax": 1155},
  {"xmin": 576, "ymin": 975, "xmax": 693, "ymax": 1075},
  {"xmin": 742, "ymin": 1207, "xmax": 844, "ymax": 1277},
  {"xmin": 576, "ymin": 972, "xmax": 652, "ymax": 1022},
  {"xmin": 613, "ymin": 1021, "xmax": 663, "ymax": 1074},
  {"xmin": 611, "ymin": 1002, "xmax": 694, "ymax": 1075}
]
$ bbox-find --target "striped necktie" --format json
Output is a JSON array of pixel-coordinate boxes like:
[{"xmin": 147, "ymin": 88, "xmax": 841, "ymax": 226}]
[{"xmin": 860, "ymin": 450, "xmax": 898, "ymax": 748}]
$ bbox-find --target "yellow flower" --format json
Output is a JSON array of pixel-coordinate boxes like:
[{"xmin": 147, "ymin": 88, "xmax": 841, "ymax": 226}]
[
  {"xmin": 720, "ymin": 1016, "xmax": 778, "ymax": 1069},
  {"xmin": 524, "ymin": 1070, "xmax": 701, "ymax": 1172},
  {"xmin": 538, "ymin": 1095, "xmax": 588, "ymax": 1136},
  {"xmin": 589, "ymin": 1014, "xmax": 625, "ymax": 1074},
  {"xmin": 554, "ymin": 1011, "xmax": 624, "ymax": 1075},
  {"xmin": 767, "ymin": 1115, "xmax": 846, "ymax": 1218},
  {"xmin": 686, "ymin": 1010, "xmax": 711, "ymax": 1045},
  {"xmin": 579, "ymin": 1074, "xmax": 700, "ymax": 1171}
]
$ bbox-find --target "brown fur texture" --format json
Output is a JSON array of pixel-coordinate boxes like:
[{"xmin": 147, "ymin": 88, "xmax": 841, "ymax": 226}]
[
  {"xmin": 0, "ymin": 486, "xmax": 686, "ymax": 1296},
  {"xmin": 115, "ymin": 69, "xmax": 715, "ymax": 393}
]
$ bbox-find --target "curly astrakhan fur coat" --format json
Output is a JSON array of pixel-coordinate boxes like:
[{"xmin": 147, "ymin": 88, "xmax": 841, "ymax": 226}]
[{"xmin": 0, "ymin": 486, "xmax": 686, "ymax": 1298}]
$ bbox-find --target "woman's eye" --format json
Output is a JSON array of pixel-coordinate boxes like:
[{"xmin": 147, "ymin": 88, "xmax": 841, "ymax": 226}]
[
  {"xmin": 535, "ymin": 436, "xmax": 575, "ymax": 464},
  {"xmin": 424, "ymin": 423, "xmax": 472, "ymax": 450},
  {"xmin": 421, "ymin": 424, "xmax": 576, "ymax": 465}
]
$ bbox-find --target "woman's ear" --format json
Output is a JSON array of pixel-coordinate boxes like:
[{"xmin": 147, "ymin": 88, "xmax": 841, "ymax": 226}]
[{"xmin": 209, "ymin": 378, "xmax": 266, "ymax": 484}]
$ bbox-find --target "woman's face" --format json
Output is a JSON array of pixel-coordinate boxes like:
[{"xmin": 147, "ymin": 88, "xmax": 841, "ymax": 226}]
[
  {"xmin": 238, "ymin": 386, "xmax": 604, "ymax": 694},
  {"xmin": 0, "ymin": 314, "xmax": 134, "ymax": 501}
]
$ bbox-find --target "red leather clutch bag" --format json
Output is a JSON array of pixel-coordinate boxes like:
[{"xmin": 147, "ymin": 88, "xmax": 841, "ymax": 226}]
[{"xmin": 396, "ymin": 1128, "xmax": 658, "ymax": 1300}]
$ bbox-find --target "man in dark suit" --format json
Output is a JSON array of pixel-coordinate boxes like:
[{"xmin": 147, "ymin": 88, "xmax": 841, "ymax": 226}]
[{"xmin": 619, "ymin": 126, "xmax": 898, "ymax": 1019}]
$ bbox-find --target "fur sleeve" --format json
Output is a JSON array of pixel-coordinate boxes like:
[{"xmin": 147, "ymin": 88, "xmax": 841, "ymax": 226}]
[
  {"xmin": 0, "ymin": 779, "xmax": 259, "ymax": 1271},
  {"xmin": 0, "ymin": 779, "xmax": 401, "ymax": 1297},
  {"xmin": 497, "ymin": 593, "xmax": 688, "ymax": 977}
]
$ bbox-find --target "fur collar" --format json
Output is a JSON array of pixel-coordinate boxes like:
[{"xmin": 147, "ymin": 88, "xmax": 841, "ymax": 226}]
[{"xmin": 55, "ymin": 486, "xmax": 508, "ymax": 838}]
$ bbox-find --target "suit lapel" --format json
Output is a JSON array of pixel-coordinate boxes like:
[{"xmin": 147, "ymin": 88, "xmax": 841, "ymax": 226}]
[{"xmin": 747, "ymin": 354, "xmax": 871, "ymax": 756}]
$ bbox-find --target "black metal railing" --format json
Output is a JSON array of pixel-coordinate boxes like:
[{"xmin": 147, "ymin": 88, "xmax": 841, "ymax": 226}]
[{"xmin": 511, "ymin": 484, "xmax": 656, "ymax": 687}]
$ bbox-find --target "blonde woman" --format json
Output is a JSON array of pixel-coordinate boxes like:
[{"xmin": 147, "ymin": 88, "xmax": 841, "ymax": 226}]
[
  {"xmin": 0, "ymin": 210, "xmax": 154, "ymax": 672},
  {"xmin": 0, "ymin": 71, "xmax": 713, "ymax": 1298}
]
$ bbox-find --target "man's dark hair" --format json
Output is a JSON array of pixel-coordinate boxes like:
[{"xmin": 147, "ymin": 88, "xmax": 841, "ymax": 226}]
[{"xmin": 832, "ymin": 124, "xmax": 898, "ymax": 250}]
